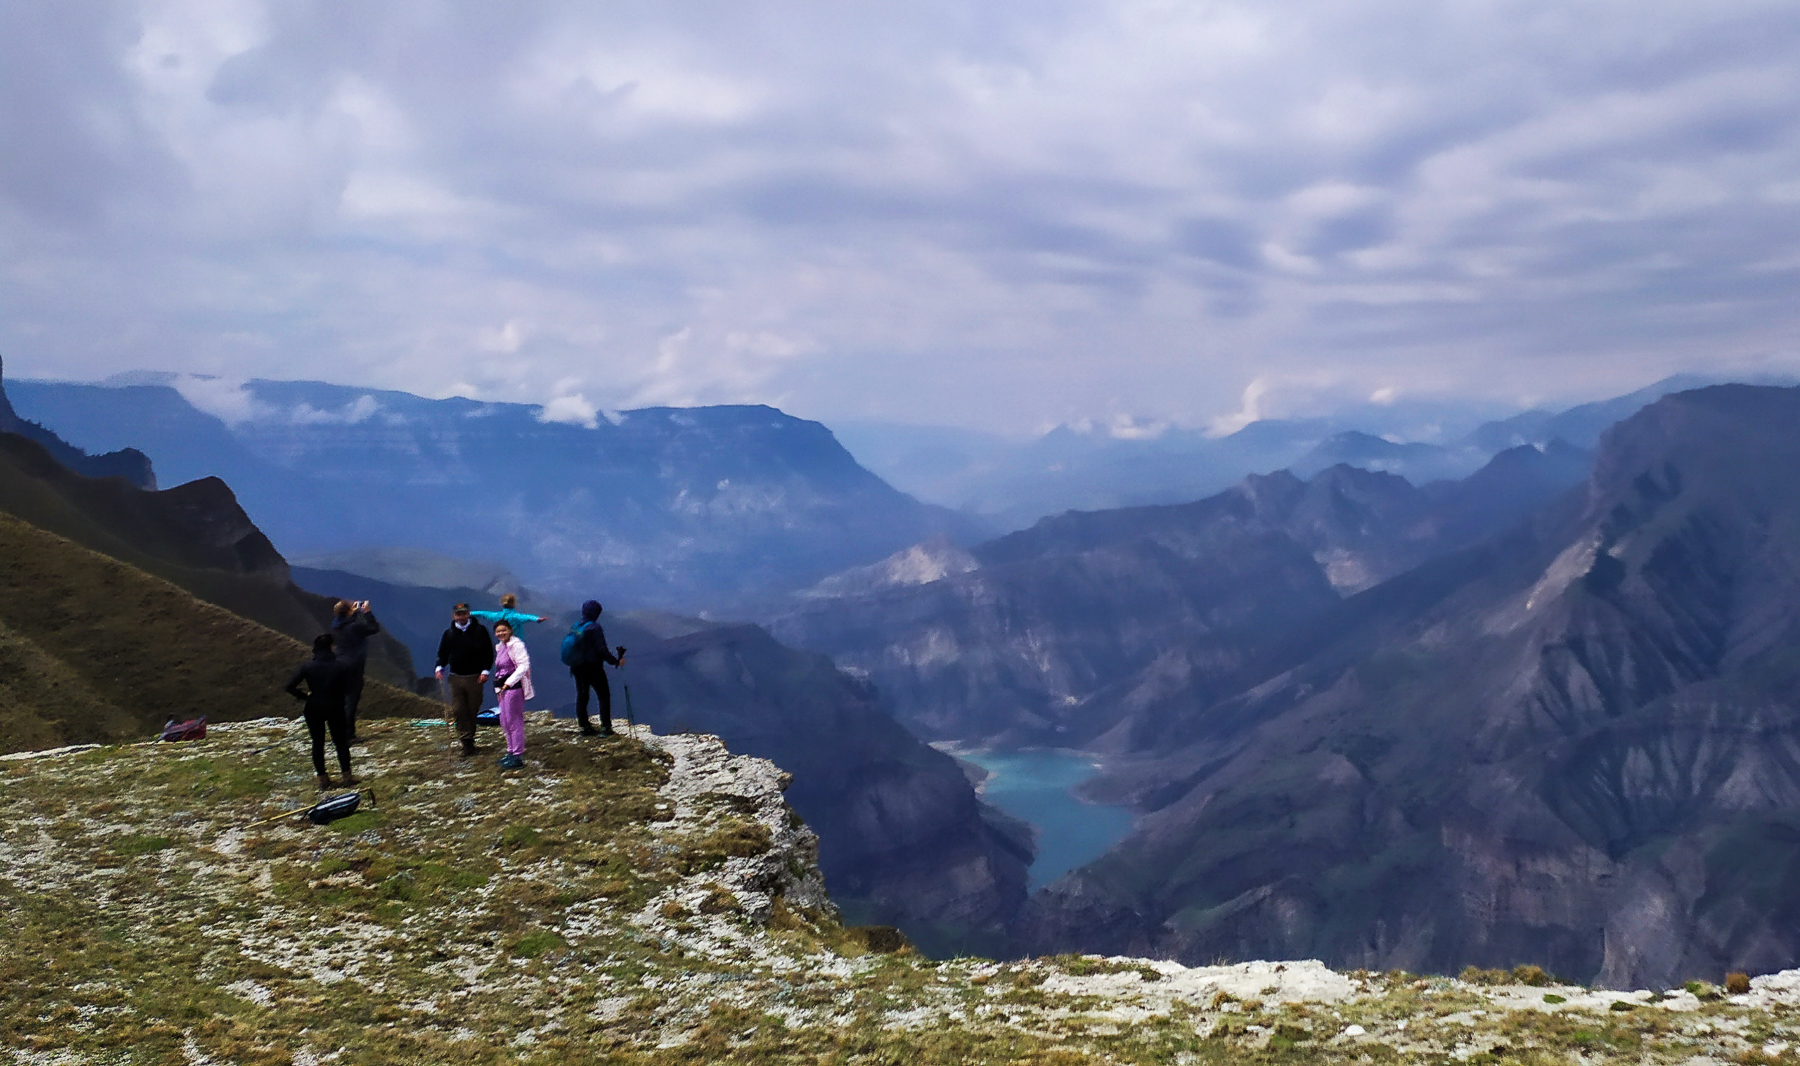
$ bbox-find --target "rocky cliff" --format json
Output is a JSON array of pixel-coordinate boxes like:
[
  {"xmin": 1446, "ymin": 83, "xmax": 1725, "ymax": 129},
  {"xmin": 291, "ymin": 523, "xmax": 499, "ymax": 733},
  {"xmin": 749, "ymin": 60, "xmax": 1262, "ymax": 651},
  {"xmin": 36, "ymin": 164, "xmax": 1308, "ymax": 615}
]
[
  {"xmin": 8, "ymin": 717, "xmax": 1800, "ymax": 1062},
  {"xmin": 1018, "ymin": 385, "xmax": 1800, "ymax": 990},
  {"xmin": 769, "ymin": 446, "xmax": 1589, "ymax": 748}
]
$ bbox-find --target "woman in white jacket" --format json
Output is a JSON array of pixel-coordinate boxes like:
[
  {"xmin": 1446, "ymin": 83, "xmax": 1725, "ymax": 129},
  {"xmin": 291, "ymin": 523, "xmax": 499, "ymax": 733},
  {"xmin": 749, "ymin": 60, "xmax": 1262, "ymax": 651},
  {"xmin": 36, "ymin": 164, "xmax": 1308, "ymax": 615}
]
[{"xmin": 491, "ymin": 620, "xmax": 534, "ymax": 769}]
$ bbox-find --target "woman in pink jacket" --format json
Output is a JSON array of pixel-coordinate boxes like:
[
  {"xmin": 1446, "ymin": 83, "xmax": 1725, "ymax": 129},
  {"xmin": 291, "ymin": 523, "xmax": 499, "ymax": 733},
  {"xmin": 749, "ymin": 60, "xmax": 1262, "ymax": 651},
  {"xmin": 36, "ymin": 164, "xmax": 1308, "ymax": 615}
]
[{"xmin": 491, "ymin": 620, "xmax": 535, "ymax": 769}]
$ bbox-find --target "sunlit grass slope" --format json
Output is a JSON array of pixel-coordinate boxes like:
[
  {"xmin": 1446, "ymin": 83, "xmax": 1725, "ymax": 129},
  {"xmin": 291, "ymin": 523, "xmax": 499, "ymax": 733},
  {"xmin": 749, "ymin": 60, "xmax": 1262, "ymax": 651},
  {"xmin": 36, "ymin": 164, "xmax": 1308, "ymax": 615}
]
[{"xmin": 0, "ymin": 509, "xmax": 436, "ymax": 752}]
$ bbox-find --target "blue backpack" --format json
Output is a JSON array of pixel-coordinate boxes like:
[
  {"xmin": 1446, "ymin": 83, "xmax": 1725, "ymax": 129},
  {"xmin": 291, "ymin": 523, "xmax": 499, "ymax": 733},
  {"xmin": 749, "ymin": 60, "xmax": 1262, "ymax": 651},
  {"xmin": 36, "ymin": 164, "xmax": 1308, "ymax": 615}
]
[{"xmin": 560, "ymin": 621, "xmax": 596, "ymax": 667}]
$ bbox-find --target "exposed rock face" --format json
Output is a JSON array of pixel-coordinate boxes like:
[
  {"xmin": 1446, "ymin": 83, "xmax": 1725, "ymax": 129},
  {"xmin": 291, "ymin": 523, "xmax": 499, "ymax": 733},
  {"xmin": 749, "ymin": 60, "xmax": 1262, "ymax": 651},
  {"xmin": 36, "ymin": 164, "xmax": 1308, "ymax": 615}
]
[
  {"xmin": 615, "ymin": 620, "xmax": 1032, "ymax": 943},
  {"xmin": 7, "ymin": 377, "xmax": 972, "ymax": 609},
  {"xmin": 768, "ymin": 447, "xmax": 1589, "ymax": 748},
  {"xmin": 1018, "ymin": 385, "xmax": 1800, "ymax": 990}
]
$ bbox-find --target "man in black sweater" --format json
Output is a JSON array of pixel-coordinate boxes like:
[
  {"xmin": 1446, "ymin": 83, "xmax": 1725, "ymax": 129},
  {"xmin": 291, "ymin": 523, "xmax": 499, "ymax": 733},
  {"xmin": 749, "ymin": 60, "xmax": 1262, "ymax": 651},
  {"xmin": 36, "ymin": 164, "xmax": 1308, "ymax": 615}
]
[{"xmin": 435, "ymin": 603, "xmax": 495, "ymax": 757}]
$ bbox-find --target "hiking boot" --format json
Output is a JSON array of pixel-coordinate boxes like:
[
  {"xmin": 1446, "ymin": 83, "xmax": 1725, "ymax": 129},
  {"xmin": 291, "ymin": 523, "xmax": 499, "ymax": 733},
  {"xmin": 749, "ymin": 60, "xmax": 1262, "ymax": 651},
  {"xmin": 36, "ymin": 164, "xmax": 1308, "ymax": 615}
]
[
  {"xmin": 599, "ymin": 726, "xmax": 617, "ymax": 737},
  {"xmin": 340, "ymin": 774, "xmax": 360, "ymax": 786},
  {"xmin": 316, "ymin": 774, "xmax": 333, "ymax": 789},
  {"xmin": 578, "ymin": 722, "xmax": 600, "ymax": 736},
  {"xmin": 347, "ymin": 735, "xmax": 365, "ymax": 746},
  {"xmin": 499, "ymin": 753, "xmax": 525, "ymax": 769},
  {"xmin": 460, "ymin": 741, "xmax": 477, "ymax": 758}
]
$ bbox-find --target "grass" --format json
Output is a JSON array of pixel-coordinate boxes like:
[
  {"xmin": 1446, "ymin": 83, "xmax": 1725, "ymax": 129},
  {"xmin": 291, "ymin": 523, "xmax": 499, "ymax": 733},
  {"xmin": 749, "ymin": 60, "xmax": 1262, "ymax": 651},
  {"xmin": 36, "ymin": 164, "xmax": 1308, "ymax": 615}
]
[
  {"xmin": 0, "ymin": 509, "xmax": 439, "ymax": 755},
  {"xmin": 6, "ymin": 716, "xmax": 1799, "ymax": 1064}
]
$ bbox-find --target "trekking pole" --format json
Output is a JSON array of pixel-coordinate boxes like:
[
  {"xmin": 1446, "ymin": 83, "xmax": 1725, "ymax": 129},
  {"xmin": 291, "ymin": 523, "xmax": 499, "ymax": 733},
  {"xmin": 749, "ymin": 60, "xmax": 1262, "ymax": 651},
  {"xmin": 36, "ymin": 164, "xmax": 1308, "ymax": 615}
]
[
  {"xmin": 618, "ymin": 647, "xmax": 637, "ymax": 734},
  {"xmin": 242, "ymin": 800, "xmax": 323, "ymax": 832},
  {"xmin": 242, "ymin": 788, "xmax": 376, "ymax": 831},
  {"xmin": 437, "ymin": 673, "xmax": 456, "ymax": 737}
]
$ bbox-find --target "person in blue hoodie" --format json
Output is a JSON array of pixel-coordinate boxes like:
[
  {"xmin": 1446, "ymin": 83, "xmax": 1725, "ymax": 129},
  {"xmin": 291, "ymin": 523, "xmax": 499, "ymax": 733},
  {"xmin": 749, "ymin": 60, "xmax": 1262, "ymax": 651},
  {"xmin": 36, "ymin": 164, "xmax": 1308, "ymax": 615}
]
[{"xmin": 567, "ymin": 600, "xmax": 624, "ymax": 736}]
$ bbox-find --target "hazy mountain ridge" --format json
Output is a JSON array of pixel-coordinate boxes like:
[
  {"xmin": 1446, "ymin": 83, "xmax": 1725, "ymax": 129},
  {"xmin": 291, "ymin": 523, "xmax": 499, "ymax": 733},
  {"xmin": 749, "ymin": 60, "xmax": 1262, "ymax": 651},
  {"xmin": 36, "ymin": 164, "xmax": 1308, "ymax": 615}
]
[
  {"xmin": 1017, "ymin": 385, "xmax": 1800, "ymax": 989},
  {"xmin": 0, "ymin": 356, "xmax": 154, "ymax": 489},
  {"xmin": 7, "ymin": 377, "xmax": 973, "ymax": 609},
  {"xmin": 837, "ymin": 375, "xmax": 1783, "ymax": 531}
]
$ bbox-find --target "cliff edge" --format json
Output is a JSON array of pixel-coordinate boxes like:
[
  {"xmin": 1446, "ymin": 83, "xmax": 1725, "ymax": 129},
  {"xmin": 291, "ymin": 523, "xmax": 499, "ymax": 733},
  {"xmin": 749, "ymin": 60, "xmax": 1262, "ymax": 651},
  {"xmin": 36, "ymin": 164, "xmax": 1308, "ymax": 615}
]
[{"xmin": 8, "ymin": 717, "xmax": 1800, "ymax": 1063}]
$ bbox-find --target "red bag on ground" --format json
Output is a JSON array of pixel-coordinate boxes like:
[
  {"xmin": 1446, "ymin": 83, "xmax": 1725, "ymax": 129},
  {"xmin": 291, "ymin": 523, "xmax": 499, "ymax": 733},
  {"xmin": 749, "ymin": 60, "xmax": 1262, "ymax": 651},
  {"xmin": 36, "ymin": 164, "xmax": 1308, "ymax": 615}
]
[{"xmin": 159, "ymin": 717, "xmax": 206, "ymax": 742}]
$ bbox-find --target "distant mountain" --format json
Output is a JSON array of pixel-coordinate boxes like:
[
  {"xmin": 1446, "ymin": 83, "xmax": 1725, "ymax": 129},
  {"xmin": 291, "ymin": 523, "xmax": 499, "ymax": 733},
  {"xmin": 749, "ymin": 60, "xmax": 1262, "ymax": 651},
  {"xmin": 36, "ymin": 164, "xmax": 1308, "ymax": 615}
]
[
  {"xmin": 1463, "ymin": 372, "xmax": 1797, "ymax": 452},
  {"xmin": 1017, "ymin": 385, "xmax": 1800, "ymax": 989},
  {"xmin": 1287, "ymin": 431, "xmax": 1486, "ymax": 483},
  {"xmin": 294, "ymin": 547, "xmax": 524, "ymax": 598},
  {"xmin": 767, "ymin": 444, "xmax": 1591, "ymax": 748},
  {"xmin": 288, "ymin": 564, "xmax": 1031, "ymax": 950},
  {"xmin": 0, "ymin": 356, "xmax": 154, "ymax": 489},
  {"xmin": 7, "ymin": 377, "xmax": 974, "ymax": 610},
  {"xmin": 840, "ymin": 377, "xmax": 1789, "ymax": 533}
]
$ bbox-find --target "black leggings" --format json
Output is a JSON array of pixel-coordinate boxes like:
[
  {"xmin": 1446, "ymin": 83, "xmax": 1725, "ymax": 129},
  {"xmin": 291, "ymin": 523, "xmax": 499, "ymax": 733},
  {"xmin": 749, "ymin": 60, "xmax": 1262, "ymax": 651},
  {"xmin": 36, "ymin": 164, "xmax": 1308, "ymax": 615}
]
[
  {"xmin": 305, "ymin": 704, "xmax": 353, "ymax": 777},
  {"xmin": 573, "ymin": 665, "xmax": 611, "ymax": 729},
  {"xmin": 342, "ymin": 665, "xmax": 366, "ymax": 736}
]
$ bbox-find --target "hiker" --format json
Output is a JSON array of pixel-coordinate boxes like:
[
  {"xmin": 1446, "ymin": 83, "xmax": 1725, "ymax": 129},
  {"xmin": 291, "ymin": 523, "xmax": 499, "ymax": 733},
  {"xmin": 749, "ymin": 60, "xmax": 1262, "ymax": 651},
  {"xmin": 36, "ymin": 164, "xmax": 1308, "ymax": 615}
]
[
  {"xmin": 469, "ymin": 593, "xmax": 543, "ymax": 635},
  {"xmin": 330, "ymin": 599, "xmax": 382, "ymax": 743},
  {"xmin": 285, "ymin": 634, "xmax": 357, "ymax": 789},
  {"xmin": 564, "ymin": 599, "xmax": 624, "ymax": 736},
  {"xmin": 434, "ymin": 603, "xmax": 494, "ymax": 758},
  {"xmin": 492, "ymin": 620, "xmax": 534, "ymax": 769}
]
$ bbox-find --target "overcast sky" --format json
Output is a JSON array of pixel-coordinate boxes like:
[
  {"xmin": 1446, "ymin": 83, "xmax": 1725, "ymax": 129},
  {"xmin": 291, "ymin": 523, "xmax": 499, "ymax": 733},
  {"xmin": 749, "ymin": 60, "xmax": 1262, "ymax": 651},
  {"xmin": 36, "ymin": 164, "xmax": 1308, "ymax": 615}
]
[{"xmin": 3, "ymin": 0, "xmax": 1798, "ymax": 434}]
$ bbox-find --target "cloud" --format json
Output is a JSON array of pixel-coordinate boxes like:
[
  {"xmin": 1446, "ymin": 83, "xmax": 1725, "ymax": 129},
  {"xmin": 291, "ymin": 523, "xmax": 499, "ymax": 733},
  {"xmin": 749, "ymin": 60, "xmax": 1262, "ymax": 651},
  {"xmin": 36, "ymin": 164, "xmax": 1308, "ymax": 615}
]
[
  {"xmin": 2, "ymin": 0, "xmax": 1799, "ymax": 433},
  {"xmin": 171, "ymin": 376, "xmax": 269, "ymax": 425},
  {"xmin": 538, "ymin": 392, "xmax": 599, "ymax": 428}
]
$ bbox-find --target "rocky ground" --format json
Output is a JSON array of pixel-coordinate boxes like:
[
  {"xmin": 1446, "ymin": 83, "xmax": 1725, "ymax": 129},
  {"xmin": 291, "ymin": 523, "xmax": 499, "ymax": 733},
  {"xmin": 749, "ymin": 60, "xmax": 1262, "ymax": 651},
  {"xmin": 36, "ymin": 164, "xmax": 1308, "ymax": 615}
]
[{"xmin": 5, "ymin": 716, "xmax": 1800, "ymax": 1064}]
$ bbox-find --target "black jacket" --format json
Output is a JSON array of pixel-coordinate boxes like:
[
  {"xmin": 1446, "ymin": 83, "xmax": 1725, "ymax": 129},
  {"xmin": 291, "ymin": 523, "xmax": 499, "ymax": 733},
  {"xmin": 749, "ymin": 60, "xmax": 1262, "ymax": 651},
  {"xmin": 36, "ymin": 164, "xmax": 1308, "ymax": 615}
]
[
  {"xmin": 285, "ymin": 652, "xmax": 348, "ymax": 715},
  {"xmin": 331, "ymin": 611, "xmax": 381, "ymax": 666},
  {"xmin": 437, "ymin": 620, "xmax": 496, "ymax": 676}
]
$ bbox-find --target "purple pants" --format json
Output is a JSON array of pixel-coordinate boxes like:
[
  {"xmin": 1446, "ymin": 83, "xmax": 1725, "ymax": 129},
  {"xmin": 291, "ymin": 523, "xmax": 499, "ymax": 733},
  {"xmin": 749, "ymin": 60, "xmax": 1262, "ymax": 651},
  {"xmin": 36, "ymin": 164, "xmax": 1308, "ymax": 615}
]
[{"xmin": 498, "ymin": 685, "xmax": 526, "ymax": 755}]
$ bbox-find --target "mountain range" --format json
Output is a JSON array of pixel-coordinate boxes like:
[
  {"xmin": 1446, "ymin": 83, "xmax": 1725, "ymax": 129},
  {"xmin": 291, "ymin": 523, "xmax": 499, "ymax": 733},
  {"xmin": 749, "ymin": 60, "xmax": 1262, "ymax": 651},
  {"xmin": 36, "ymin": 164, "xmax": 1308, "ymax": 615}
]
[
  {"xmin": 6, "ymin": 376, "xmax": 972, "ymax": 610},
  {"xmin": 768, "ymin": 440, "xmax": 1592, "ymax": 749},
  {"xmin": 1013, "ymin": 385, "xmax": 1800, "ymax": 989},
  {"xmin": 836, "ymin": 374, "xmax": 1788, "ymax": 530}
]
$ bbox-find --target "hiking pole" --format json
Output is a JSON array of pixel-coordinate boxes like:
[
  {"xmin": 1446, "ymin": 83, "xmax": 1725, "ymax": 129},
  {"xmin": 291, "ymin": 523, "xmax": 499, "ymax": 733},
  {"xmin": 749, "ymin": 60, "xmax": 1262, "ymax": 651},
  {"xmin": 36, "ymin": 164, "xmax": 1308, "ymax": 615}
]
[
  {"xmin": 437, "ymin": 672, "xmax": 456, "ymax": 739},
  {"xmin": 618, "ymin": 647, "xmax": 637, "ymax": 734},
  {"xmin": 242, "ymin": 788, "xmax": 377, "ymax": 831},
  {"xmin": 242, "ymin": 801, "xmax": 318, "ymax": 831}
]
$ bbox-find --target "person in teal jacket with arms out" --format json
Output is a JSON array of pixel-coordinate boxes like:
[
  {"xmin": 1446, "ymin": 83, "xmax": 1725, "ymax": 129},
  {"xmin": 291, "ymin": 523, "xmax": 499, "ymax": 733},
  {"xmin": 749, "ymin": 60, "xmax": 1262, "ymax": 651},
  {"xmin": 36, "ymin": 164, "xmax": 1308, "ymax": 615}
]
[{"xmin": 469, "ymin": 593, "xmax": 543, "ymax": 634}]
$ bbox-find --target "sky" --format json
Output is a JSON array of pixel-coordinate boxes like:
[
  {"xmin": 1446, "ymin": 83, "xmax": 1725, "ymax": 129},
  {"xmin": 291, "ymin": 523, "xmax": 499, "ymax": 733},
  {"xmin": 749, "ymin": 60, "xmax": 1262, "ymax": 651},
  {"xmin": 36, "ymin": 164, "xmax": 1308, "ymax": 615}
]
[{"xmin": 3, "ymin": 0, "xmax": 1799, "ymax": 435}]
